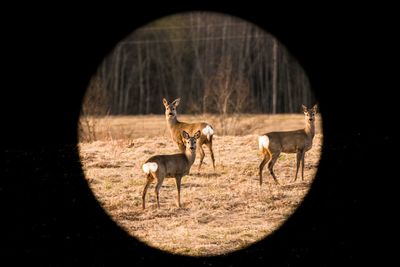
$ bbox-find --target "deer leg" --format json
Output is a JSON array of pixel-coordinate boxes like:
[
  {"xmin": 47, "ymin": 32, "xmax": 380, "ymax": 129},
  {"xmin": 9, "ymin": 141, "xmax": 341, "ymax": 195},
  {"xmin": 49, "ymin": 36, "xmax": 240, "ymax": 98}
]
[
  {"xmin": 301, "ymin": 152, "xmax": 305, "ymax": 181},
  {"xmin": 294, "ymin": 150, "xmax": 305, "ymax": 182},
  {"xmin": 205, "ymin": 140, "xmax": 215, "ymax": 171},
  {"xmin": 268, "ymin": 152, "xmax": 280, "ymax": 184},
  {"xmin": 142, "ymin": 174, "xmax": 154, "ymax": 209},
  {"xmin": 175, "ymin": 176, "xmax": 183, "ymax": 208},
  {"xmin": 294, "ymin": 150, "xmax": 302, "ymax": 182},
  {"xmin": 198, "ymin": 144, "xmax": 205, "ymax": 171},
  {"xmin": 259, "ymin": 152, "xmax": 270, "ymax": 186},
  {"xmin": 154, "ymin": 176, "xmax": 164, "ymax": 209}
]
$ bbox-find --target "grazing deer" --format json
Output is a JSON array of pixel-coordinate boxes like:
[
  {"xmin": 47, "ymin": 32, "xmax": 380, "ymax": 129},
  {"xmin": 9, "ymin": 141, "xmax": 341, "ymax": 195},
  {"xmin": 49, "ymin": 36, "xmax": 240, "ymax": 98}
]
[
  {"xmin": 162, "ymin": 98, "xmax": 215, "ymax": 171},
  {"xmin": 141, "ymin": 130, "xmax": 201, "ymax": 209},
  {"xmin": 258, "ymin": 104, "xmax": 318, "ymax": 185}
]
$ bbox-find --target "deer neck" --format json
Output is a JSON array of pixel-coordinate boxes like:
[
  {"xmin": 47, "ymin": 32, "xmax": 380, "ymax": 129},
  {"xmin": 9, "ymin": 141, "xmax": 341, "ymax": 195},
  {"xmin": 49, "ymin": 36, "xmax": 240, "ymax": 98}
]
[
  {"xmin": 304, "ymin": 119, "xmax": 316, "ymax": 139},
  {"xmin": 184, "ymin": 149, "xmax": 196, "ymax": 167},
  {"xmin": 166, "ymin": 115, "xmax": 179, "ymax": 128}
]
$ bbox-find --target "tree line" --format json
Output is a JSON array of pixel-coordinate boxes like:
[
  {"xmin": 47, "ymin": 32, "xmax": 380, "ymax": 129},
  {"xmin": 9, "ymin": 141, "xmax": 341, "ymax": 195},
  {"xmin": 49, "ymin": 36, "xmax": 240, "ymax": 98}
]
[{"xmin": 82, "ymin": 12, "xmax": 315, "ymax": 116}]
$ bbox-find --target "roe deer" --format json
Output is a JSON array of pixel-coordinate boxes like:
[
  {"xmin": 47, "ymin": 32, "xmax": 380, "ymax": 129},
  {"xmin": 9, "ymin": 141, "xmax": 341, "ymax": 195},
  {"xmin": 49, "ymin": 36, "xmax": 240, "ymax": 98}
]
[
  {"xmin": 141, "ymin": 130, "xmax": 201, "ymax": 209},
  {"xmin": 258, "ymin": 104, "xmax": 318, "ymax": 185},
  {"xmin": 163, "ymin": 98, "xmax": 215, "ymax": 171}
]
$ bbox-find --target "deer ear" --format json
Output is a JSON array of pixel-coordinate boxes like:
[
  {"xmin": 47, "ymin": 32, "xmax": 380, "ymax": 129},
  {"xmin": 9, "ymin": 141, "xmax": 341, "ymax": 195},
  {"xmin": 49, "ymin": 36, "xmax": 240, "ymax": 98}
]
[
  {"xmin": 182, "ymin": 131, "xmax": 190, "ymax": 139},
  {"xmin": 194, "ymin": 130, "xmax": 201, "ymax": 139},
  {"xmin": 312, "ymin": 104, "xmax": 318, "ymax": 113},
  {"xmin": 172, "ymin": 98, "xmax": 181, "ymax": 107},
  {"xmin": 162, "ymin": 98, "xmax": 168, "ymax": 107},
  {"xmin": 302, "ymin": 104, "xmax": 308, "ymax": 112}
]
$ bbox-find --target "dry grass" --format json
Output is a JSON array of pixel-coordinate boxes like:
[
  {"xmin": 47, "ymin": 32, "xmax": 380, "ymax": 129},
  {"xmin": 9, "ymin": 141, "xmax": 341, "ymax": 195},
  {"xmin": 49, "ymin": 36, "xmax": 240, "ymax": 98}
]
[{"xmin": 78, "ymin": 114, "xmax": 323, "ymax": 256}]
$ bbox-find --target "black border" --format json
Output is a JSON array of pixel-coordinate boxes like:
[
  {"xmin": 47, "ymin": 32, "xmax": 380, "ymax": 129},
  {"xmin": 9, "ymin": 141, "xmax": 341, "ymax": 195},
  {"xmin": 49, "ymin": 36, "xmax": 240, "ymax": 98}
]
[{"xmin": 3, "ymin": 3, "xmax": 393, "ymax": 266}]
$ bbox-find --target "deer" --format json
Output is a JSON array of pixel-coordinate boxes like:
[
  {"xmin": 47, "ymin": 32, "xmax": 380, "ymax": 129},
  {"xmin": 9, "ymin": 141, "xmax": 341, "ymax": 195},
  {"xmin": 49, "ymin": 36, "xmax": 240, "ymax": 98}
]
[
  {"xmin": 258, "ymin": 104, "xmax": 318, "ymax": 185},
  {"xmin": 162, "ymin": 98, "xmax": 215, "ymax": 171},
  {"xmin": 141, "ymin": 130, "xmax": 201, "ymax": 209}
]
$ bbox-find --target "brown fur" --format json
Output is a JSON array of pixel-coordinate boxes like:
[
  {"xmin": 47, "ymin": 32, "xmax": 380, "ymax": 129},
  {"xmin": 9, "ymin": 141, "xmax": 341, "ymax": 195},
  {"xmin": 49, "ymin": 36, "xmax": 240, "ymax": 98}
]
[
  {"xmin": 163, "ymin": 98, "xmax": 215, "ymax": 171},
  {"xmin": 142, "ymin": 130, "xmax": 201, "ymax": 209},
  {"xmin": 259, "ymin": 104, "xmax": 318, "ymax": 185}
]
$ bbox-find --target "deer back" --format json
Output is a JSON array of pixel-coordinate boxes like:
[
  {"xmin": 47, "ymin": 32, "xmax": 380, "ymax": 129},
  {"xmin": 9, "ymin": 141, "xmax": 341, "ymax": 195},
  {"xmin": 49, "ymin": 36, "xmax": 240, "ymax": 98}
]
[
  {"xmin": 266, "ymin": 129, "xmax": 311, "ymax": 153},
  {"xmin": 170, "ymin": 121, "xmax": 210, "ymax": 144},
  {"xmin": 146, "ymin": 154, "xmax": 191, "ymax": 177}
]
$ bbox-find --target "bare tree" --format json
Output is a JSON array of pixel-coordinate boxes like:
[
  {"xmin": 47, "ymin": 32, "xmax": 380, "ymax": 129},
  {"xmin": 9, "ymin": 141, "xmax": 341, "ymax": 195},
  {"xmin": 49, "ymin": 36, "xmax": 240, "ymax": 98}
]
[
  {"xmin": 83, "ymin": 12, "xmax": 315, "ymax": 116},
  {"xmin": 79, "ymin": 76, "xmax": 110, "ymax": 142},
  {"xmin": 204, "ymin": 56, "xmax": 253, "ymax": 134}
]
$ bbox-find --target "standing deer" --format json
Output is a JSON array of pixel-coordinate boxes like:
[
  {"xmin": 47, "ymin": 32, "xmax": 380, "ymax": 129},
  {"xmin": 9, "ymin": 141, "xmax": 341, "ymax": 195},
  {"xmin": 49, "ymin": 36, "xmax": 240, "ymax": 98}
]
[
  {"xmin": 141, "ymin": 130, "xmax": 201, "ymax": 209},
  {"xmin": 258, "ymin": 104, "xmax": 318, "ymax": 185},
  {"xmin": 162, "ymin": 98, "xmax": 215, "ymax": 171}
]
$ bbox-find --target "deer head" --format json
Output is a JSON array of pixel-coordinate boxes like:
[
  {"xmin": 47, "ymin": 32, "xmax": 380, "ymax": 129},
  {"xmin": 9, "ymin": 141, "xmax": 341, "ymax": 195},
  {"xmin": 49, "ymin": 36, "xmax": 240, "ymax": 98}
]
[
  {"xmin": 181, "ymin": 130, "xmax": 201, "ymax": 152},
  {"xmin": 302, "ymin": 104, "xmax": 318, "ymax": 123},
  {"xmin": 163, "ymin": 98, "xmax": 180, "ymax": 119}
]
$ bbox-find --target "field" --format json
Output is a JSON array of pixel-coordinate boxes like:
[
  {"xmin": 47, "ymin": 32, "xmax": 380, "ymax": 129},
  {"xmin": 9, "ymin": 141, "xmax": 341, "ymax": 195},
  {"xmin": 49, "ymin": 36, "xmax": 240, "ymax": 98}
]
[{"xmin": 78, "ymin": 114, "xmax": 323, "ymax": 256}]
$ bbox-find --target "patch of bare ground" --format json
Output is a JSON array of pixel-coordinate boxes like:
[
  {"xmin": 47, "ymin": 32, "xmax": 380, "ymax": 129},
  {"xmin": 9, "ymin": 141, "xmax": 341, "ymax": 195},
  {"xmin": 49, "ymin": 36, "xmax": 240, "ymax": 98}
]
[{"xmin": 78, "ymin": 114, "xmax": 323, "ymax": 256}]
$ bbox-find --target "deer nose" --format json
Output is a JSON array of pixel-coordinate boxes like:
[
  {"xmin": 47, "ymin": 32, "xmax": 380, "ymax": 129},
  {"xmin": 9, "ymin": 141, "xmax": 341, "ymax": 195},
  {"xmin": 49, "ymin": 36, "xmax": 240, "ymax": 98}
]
[
  {"xmin": 190, "ymin": 146, "xmax": 195, "ymax": 150},
  {"xmin": 169, "ymin": 112, "xmax": 173, "ymax": 116}
]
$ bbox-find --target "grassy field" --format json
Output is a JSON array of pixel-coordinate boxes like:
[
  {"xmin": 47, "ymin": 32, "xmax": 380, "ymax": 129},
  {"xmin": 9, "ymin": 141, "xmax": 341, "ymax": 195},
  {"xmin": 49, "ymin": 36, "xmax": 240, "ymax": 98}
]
[{"xmin": 78, "ymin": 114, "xmax": 323, "ymax": 256}]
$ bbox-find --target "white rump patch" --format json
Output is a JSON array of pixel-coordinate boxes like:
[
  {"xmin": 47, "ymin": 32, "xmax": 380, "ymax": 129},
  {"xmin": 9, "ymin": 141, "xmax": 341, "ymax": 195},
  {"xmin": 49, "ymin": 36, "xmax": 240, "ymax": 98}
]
[
  {"xmin": 202, "ymin": 125, "xmax": 214, "ymax": 141},
  {"xmin": 142, "ymin": 162, "xmax": 158, "ymax": 174},
  {"xmin": 258, "ymin": 135, "xmax": 269, "ymax": 150}
]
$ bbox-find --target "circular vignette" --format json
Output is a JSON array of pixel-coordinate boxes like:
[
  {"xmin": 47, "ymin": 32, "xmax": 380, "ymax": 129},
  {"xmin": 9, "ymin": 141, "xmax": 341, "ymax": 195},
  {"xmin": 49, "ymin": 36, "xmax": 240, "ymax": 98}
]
[{"xmin": 77, "ymin": 11, "xmax": 323, "ymax": 257}]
